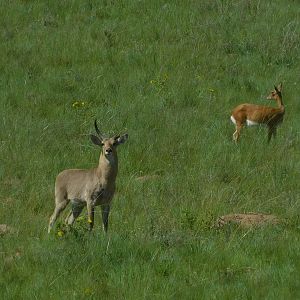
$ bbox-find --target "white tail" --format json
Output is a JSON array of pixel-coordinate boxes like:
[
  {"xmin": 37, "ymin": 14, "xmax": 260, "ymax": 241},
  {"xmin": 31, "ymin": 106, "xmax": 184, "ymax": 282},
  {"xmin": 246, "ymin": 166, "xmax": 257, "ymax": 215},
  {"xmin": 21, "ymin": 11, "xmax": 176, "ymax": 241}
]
[
  {"xmin": 48, "ymin": 120, "xmax": 128, "ymax": 233},
  {"xmin": 230, "ymin": 83, "xmax": 284, "ymax": 143}
]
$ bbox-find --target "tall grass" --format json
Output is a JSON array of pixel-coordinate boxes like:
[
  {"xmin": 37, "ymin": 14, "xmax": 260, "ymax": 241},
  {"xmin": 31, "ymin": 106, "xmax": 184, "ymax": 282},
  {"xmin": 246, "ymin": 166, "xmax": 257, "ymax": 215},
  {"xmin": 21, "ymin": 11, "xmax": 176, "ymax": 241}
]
[{"xmin": 1, "ymin": 0, "xmax": 300, "ymax": 298}]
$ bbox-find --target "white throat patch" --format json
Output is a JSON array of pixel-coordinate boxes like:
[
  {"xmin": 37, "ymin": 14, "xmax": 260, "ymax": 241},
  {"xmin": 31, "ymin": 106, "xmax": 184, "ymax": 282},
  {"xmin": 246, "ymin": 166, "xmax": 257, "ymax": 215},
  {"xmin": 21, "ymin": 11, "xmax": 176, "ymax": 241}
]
[{"xmin": 230, "ymin": 116, "xmax": 236, "ymax": 124}]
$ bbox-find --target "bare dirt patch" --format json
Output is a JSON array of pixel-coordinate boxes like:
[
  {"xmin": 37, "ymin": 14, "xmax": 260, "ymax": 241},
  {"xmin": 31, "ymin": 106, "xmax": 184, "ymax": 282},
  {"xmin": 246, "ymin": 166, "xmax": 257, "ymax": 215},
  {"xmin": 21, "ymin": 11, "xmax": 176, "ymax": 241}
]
[
  {"xmin": 3, "ymin": 177, "xmax": 21, "ymax": 187},
  {"xmin": 216, "ymin": 213, "xmax": 280, "ymax": 228},
  {"xmin": 1, "ymin": 197, "xmax": 15, "ymax": 207},
  {"xmin": 135, "ymin": 174, "xmax": 160, "ymax": 182},
  {"xmin": 3, "ymin": 250, "xmax": 21, "ymax": 264},
  {"xmin": 0, "ymin": 224, "xmax": 15, "ymax": 235}
]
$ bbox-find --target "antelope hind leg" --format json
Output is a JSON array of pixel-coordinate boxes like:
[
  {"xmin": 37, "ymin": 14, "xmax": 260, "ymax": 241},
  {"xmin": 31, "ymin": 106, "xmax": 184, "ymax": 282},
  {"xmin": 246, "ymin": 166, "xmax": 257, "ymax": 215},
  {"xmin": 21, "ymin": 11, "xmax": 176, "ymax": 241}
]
[
  {"xmin": 65, "ymin": 203, "xmax": 84, "ymax": 226},
  {"xmin": 101, "ymin": 204, "xmax": 111, "ymax": 233},
  {"xmin": 48, "ymin": 198, "xmax": 69, "ymax": 233}
]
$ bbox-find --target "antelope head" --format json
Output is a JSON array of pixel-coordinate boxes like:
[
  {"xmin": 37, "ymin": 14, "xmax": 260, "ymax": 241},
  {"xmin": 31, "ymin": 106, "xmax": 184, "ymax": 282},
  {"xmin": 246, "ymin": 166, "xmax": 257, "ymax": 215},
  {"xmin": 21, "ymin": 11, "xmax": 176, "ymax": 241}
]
[
  {"xmin": 267, "ymin": 83, "xmax": 283, "ymax": 101},
  {"xmin": 90, "ymin": 120, "xmax": 128, "ymax": 158}
]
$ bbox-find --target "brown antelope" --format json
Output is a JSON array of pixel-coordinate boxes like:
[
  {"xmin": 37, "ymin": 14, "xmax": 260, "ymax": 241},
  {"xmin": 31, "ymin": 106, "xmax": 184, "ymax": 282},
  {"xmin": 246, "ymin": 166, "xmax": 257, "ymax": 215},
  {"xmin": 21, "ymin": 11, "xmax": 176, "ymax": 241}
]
[
  {"xmin": 230, "ymin": 83, "xmax": 284, "ymax": 143},
  {"xmin": 48, "ymin": 120, "xmax": 128, "ymax": 233}
]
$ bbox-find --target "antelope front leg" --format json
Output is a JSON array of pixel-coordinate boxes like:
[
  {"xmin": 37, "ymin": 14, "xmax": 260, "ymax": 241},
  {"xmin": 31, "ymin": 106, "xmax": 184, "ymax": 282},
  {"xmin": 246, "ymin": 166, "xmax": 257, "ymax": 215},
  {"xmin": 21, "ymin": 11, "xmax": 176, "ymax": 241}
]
[
  {"xmin": 233, "ymin": 123, "xmax": 243, "ymax": 143},
  {"xmin": 86, "ymin": 201, "xmax": 95, "ymax": 231},
  {"xmin": 268, "ymin": 126, "xmax": 277, "ymax": 143},
  {"xmin": 101, "ymin": 204, "xmax": 110, "ymax": 233}
]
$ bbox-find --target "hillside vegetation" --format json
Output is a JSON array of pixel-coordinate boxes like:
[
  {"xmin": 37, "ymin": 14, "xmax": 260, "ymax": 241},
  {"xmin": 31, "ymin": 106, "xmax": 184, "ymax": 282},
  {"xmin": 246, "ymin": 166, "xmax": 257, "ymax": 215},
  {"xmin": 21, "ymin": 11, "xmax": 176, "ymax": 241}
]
[{"xmin": 1, "ymin": 1, "xmax": 300, "ymax": 299}]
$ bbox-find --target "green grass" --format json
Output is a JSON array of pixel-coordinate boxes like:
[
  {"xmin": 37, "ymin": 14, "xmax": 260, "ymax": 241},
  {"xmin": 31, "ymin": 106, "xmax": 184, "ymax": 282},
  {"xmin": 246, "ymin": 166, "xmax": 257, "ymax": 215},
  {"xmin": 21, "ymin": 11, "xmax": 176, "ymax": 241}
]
[{"xmin": 1, "ymin": 0, "xmax": 300, "ymax": 299}]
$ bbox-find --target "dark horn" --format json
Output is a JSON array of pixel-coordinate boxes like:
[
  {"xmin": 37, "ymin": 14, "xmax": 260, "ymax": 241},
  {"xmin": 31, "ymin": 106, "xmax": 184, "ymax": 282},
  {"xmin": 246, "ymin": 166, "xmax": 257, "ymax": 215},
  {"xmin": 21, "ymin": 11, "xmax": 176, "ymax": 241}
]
[{"xmin": 94, "ymin": 119, "xmax": 103, "ymax": 138}]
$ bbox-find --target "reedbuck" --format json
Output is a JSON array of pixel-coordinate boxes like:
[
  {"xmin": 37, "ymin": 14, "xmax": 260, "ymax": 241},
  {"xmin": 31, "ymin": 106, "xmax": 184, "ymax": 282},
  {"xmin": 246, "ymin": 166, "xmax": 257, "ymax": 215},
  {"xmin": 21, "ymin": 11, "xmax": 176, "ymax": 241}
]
[
  {"xmin": 48, "ymin": 120, "xmax": 128, "ymax": 233},
  {"xmin": 230, "ymin": 83, "xmax": 284, "ymax": 143}
]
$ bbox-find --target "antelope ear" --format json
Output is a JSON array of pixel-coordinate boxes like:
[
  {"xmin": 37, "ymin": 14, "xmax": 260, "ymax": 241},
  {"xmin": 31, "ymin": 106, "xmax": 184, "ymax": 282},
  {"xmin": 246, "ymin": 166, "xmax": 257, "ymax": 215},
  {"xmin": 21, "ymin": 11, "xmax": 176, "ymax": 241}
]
[
  {"xmin": 277, "ymin": 82, "xmax": 283, "ymax": 92},
  {"xmin": 90, "ymin": 135, "xmax": 103, "ymax": 146},
  {"xmin": 115, "ymin": 133, "xmax": 128, "ymax": 145},
  {"xmin": 274, "ymin": 85, "xmax": 279, "ymax": 92}
]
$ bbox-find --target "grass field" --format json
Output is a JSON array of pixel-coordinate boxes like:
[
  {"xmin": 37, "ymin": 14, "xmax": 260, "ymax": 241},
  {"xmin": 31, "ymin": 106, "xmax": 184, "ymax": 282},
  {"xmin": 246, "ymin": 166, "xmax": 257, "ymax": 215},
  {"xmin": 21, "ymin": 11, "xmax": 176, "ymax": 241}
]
[{"xmin": 1, "ymin": 0, "xmax": 300, "ymax": 299}]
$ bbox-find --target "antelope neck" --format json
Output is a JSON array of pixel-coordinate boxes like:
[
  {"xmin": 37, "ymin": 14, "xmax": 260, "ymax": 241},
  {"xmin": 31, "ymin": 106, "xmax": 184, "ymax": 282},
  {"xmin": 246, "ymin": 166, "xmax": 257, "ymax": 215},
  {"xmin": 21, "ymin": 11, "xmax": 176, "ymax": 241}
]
[
  {"xmin": 275, "ymin": 96, "xmax": 284, "ymax": 111},
  {"xmin": 96, "ymin": 152, "xmax": 118, "ymax": 179}
]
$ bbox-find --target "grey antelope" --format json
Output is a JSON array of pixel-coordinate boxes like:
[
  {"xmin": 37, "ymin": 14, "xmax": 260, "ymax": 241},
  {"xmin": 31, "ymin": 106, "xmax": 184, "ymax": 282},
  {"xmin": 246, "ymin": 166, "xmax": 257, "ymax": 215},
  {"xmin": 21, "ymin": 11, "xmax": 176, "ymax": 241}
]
[
  {"xmin": 48, "ymin": 120, "xmax": 128, "ymax": 233},
  {"xmin": 230, "ymin": 83, "xmax": 284, "ymax": 143}
]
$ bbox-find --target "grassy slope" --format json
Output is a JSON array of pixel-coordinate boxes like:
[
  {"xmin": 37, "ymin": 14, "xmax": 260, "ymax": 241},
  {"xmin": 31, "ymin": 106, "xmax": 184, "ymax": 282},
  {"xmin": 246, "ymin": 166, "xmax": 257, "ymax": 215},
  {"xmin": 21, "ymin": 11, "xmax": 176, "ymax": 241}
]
[{"xmin": 1, "ymin": 0, "xmax": 300, "ymax": 299}]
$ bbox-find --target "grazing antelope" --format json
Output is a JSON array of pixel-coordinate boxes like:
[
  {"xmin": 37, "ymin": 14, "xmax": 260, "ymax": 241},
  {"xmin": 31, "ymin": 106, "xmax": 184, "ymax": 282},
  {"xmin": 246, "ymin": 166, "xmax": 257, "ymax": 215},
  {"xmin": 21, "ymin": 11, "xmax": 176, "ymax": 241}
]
[
  {"xmin": 230, "ymin": 83, "xmax": 284, "ymax": 143},
  {"xmin": 48, "ymin": 120, "xmax": 128, "ymax": 233}
]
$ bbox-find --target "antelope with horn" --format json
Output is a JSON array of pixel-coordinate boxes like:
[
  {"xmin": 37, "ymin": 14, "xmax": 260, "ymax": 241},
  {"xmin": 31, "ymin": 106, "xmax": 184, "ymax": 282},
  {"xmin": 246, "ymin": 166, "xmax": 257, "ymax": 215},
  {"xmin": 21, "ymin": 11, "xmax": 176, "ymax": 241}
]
[
  {"xmin": 48, "ymin": 120, "xmax": 128, "ymax": 233},
  {"xmin": 230, "ymin": 83, "xmax": 284, "ymax": 143}
]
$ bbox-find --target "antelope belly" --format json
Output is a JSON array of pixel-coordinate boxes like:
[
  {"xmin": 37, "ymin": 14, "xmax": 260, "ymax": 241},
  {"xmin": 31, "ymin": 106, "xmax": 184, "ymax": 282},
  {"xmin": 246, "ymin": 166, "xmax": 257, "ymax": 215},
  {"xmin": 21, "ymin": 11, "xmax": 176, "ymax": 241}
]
[
  {"xmin": 246, "ymin": 119, "xmax": 259, "ymax": 126},
  {"xmin": 71, "ymin": 198, "xmax": 85, "ymax": 206}
]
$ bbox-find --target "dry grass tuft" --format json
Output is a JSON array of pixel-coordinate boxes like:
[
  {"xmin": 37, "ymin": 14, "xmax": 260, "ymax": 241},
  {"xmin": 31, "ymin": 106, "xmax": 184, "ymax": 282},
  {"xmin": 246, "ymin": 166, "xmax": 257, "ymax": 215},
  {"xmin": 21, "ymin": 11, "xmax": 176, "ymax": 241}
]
[{"xmin": 216, "ymin": 213, "xmax": 280, "ymax": 228}]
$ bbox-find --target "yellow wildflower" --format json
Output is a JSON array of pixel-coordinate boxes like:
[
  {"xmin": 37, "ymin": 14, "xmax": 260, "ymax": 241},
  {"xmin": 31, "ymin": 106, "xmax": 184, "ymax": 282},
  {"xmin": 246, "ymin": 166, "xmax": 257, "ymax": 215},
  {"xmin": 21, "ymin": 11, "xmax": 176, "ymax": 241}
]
[
  {"xmin": 72, "ymin": 101, "xmax": 86, "ymax": 108},
  {"xmin": 57, "ymin": 229, "xmax": 64, "ymax": 237}
]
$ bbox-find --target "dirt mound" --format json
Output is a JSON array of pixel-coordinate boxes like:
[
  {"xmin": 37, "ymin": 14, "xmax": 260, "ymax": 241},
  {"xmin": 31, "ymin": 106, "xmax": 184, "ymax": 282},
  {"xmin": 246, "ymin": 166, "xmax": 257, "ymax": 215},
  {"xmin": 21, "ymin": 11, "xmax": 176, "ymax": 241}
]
[{"xmin": 216, "ymin": 213, "xmax": 280, "ymax": 228}]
